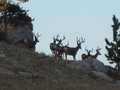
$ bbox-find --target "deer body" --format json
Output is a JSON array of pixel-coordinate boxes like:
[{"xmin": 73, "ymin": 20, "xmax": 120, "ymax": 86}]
[
  {"xmin": 63, "ymin": 45, "xmax": 80, "ymax": 60},
  {"xmin": 50, "ymin": 37, "xmax": 57, "ymax": 54},
  {"xmin": 63, "ymin": 37, "xmax": 85, "ymax": 60}
]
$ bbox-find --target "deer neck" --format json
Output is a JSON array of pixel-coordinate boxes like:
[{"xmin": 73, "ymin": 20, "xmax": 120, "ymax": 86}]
[
  {"xmin": 75, "ymin": 45, "xmax": 80, "ymax": 52},
  {"xmin": 94, "ymin": 53, "xmax": 98, "ymax": 59}
]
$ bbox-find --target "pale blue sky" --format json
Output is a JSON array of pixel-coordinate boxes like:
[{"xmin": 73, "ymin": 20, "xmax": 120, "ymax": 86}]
[{"xmin": 21, "ymin": 0, "xmax": 120, "ymax": 66}]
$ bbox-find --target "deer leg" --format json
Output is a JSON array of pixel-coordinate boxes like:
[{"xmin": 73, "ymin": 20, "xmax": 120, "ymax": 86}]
[
  {"xmin": 62, "ymin": 53, "xmax": 64, "ymax": 60},
  {"xmin": 73, "ymin": 55, "xmax": 76, "ymax": 61},
  {"xmin": 65, "ymin": 54, "xmax": 67, "ymax": 60}
]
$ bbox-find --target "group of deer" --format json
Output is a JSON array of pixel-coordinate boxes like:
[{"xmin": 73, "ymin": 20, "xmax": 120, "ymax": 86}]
[
  {"xmin": 50, "ymin": 35, "xmax": 85, "ymax": 60},
  {"xmin": 50, "ymin": 35, "xmax": 102, "ymax": 60}
]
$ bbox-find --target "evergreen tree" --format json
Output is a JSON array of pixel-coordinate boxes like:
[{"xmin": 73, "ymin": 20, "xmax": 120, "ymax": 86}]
[{"xmin": 105, "ymin": 15, "xmax": 120, "ymax": 70}]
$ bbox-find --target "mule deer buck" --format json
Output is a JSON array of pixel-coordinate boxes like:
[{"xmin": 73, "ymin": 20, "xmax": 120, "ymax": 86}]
[
  {"xmin": 50, "ymin": 36, "xmax": 57, "ymax": 55},
  {"xmin": 50, "ymin": 35, "xmax": 65, "ymax": 58},
  {"xmin": 57, "ymin": 41, "xmax": 69, "ymax": 59},
  {"xmin": 55, "ymin": 35, "xmax": 66, "ymax": 59},
  {"xmin": 28, "ymin": 33, "xmax": 41, "ymax": 50},
  {"xmin": 81, "ymin": 48, "xmax": 93, "ymax": 60},
  {"xmin": 63, "ymin": 37, "xmax": 85, "ymax": 60}
]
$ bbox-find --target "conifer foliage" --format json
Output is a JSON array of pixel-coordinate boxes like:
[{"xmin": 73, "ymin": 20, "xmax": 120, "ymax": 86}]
[{"xmin": 105, "ymin": 15, "xmax": 120, "ymax": 69}]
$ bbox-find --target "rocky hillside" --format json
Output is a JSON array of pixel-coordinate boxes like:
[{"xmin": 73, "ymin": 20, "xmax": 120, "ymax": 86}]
[{"xmin": 0, "ymin": 41, "xmax": 120, "ymax": 90}]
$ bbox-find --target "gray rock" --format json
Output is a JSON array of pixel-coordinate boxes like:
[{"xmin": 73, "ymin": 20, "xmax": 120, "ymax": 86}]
[
  {"xmin": 0, "ymin": 67, "xmax": 16, "ymax": 77},
  {"xmin": 6, "ymin": 25, "xmax": 33, "ymax": 44},
  {"xmin": 74, "ymin": 61, "xmax": 92, "ymax": 71},
  {"xmin": 18, "ymin": 71, "xmax": 45, "ymax": 78},
  {"xmin": 91, "ymin": 71, "xmax": 113, "ymax": 82},
  {"xmin": 11, "ymin": 60, "xmax": 26, "ymax": 71},
  {"xmin": 0, "ymin": 53, "xmax": 6, "ymax": 58},
  {"xmin": 68, "ymin": 59, "xmax": 107, "ymax": 73}
]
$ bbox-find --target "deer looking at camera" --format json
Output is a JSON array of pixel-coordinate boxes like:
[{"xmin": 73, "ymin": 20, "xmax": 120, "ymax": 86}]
[
  {"xmin": 63, "ymin": 37, "xmax": 85, "ymax": 60},
  {"xmin": 28, "ymin": 33, "xmax": 41, "ymax": 50},
  {"xmin": 81, "ymin": 48, "xmax": 93, "ymax": 60}
]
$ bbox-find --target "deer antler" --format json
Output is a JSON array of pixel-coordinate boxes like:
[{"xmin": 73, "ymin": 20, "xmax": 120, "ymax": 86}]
[
  {"xmin": 85, "ymin": 47, "xmax": 93, "ymax": 55},
  {"xmin": 76, "ymin": 37, "xmax": 80, "ymax": 44},
  {"xmin": 67, "ymin": 41, "xmax": 69, "ymax": 46},
  {"xmin": 33, "ymin": 33, "xmax": 41, "ymax": 38},
  {"xmin": 62, "ymin": 35, "xmax": 65, "ymax": 41},
  {"xmin": 80, "ymin": 37, "xmax": 85, "ymax": 43},
  {"xmin": 56, "ymin": 34, "xmax": 59, "ymax": 41},
  {"xmin": 96, "ymin": 47, "xmax": 101, "ymax": 51}
]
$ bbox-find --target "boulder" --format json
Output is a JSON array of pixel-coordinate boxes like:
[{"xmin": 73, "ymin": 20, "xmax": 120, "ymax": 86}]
[
  {"xmin": 90, "ymin": 71, "xmax": 113, "ymax": 81},
  {"xmin": 6, "ymin": 25, "xmax": 33, "ymax": 44},
  {"xmin": 68, "ymin": 59, "xmax": 107, "ymax": 73}
]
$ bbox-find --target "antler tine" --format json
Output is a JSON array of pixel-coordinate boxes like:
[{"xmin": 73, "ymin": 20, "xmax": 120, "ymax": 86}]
[
  {"xmin": 62, "ymin": 35, "xmax": 65, "ymax": 40},
  {"xmin": 33, "ymin": 33, "xmax": 41, "ymax": 38},
  {"xmin": 85, "ymin": 47, "xmax": 88, "ymax": 52},
  {"xmin": 37, "ymin": 33, "xmax": 41, "ymax": 38},
  {"xmin": 91, "ymin": 48, "xmax": 93, "ymax": 52},
  {"xmin": 97, "ymin": 47, "xmax": 101, "ymax": 51},
  {"xmin": 56, "ymin": 34, "xmax": 59, "ymax": 41},
  {"xmin": 67, "ymin": 41, "xmax": 69, "ymax": 46},
  {"xmin": 57, "ymin": 34, "xmax": 59, "ymax": 38},
  {"xmin": 80, "ymin": 37, "xmax": 85, "ymax": 43},
  {"xmin": 76, "ymin": 37, "xmax": 78, "ymax": 41},
  {"xmin": 53, "ymin": 36, "xmax": 55, "ymax": 40}
]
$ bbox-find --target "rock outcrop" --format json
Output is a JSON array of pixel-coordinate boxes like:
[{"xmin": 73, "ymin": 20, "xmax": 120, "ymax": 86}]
[
  {"xmin": 68, "ymin": 59, "xmax": 113, "ymax": 81},
  {"xmin": 6, "ymin": 25, "xmax": 33, "ymax": 44},
  {"xmin": 68, "ymin": 59, "xmax": 107, "ymax": 73}
]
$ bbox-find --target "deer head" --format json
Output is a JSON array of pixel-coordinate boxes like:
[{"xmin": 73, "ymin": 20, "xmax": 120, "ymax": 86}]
[
  {"xmin": 56, "ymin": 35, "xmax": 66, "ymax": 46},
  {"xmin": 76, "ymin": 37, "xmax": 85, "ymax": 49},
  {"xmin": 33, "ymin": 33, "xmax": 41, "ymax": 43}
]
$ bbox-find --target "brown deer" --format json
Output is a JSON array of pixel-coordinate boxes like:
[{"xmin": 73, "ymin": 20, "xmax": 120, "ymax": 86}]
[
  {"xmin": 28, "ymin": 33, "xmax": 41, "ymax": 50},
  {"xmin": 50, "ymin": 36, "xmax": 58, "ymax": 54},
  {"xmin": 50, "ymin": 35, "xmax": 65, "ymax": 58},
  {"xmin": 81, "ymin": 48, "xmax": 93, "ymax": 60},
  {"xmin": 90, "ymin": 47, "xmax": 101, "ymax": 59},
  {"xmin": 57, "ymin": 41, "xmax": 69, "ymax": 59},
  {"xmin": 55, "ymin": 35, "xmax": 65, "ymax": 59},
  {"xmin": 63, "ymin": 37, "xmax": 85, "ymax": 60}
]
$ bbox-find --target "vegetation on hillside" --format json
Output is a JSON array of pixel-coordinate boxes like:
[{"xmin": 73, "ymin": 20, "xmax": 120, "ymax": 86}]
[{"xmin": 0, "ymin": 41, "xmax": 119, "ymax": 90}]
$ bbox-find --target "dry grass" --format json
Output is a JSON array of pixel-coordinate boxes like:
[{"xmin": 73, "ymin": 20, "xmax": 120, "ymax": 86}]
[{"xmin": 0, "ymin": 41, "xmax": 119, "ymax": 90}]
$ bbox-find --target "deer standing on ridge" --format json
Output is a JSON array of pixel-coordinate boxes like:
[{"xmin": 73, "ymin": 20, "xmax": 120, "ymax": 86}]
[
  {"xmin": 55, "ymin": 35, "xmax": 65, "ymax": 59},
  {"xmin": 50, "ymin": 35, "xmax": 59, "ymax": 57},
  {"xmin": 50, "ymin": 35, "xmax": 65, "ymax": 58},
  {"xmin": 63, "ymin": 37, "xmax": 85, "ymax": 60},
  {"xmin": 57, "ymin": 41, "xmax": 69, "ymax": 59},
  {"xmin": 28, "ymin": 33, "xmax": 41, "ymax": 50}
]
